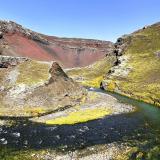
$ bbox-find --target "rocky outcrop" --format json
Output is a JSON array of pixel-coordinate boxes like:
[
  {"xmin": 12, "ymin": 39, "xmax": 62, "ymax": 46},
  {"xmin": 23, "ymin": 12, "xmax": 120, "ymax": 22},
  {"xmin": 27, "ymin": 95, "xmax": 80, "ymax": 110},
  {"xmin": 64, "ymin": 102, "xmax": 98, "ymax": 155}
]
[
  {"xmin": 0, "ymin": 31, "xmax": 3, "ymax": 39},
  {"xmin": 0, "ymin": 55, "xmax": 86, "ymax": 116},
  {"xmin": 48, "ymin": 62, "xmax": 69, "ymax": 83},
  {"xmin": 155, "ymin": 51, "xmax": 160, "ymax": 58},
  {"xmin": 0, "ymin": 20, "xmax": 114, "ymax": 68},
  {"xmin": 0, "ymin": 55, "xmax": 28, "ymax": 68}
]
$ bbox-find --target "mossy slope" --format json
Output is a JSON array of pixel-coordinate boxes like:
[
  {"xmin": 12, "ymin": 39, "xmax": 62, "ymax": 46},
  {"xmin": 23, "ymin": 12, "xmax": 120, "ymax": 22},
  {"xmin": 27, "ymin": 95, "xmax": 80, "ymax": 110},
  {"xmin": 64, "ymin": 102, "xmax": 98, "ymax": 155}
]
[
  {"xmin": 103, "ymin": 23, "xmax": 160, "ymax": 106},
  {"xmin": 67, "ymin": 56, "xmax": 116, "ymax": 88},
  {"xmin": 16, "ymin": 60, "xmax": 50, "ymax": 85}
]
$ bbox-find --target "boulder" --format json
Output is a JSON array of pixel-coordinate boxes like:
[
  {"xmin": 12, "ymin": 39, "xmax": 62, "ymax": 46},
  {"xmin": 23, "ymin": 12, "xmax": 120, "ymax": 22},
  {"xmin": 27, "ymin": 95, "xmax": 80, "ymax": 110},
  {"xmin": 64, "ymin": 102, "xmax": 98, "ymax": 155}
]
[
  {"xmin": 49, "ymin": 62, "xmax": 68, "ymax": 82},
  {"xmin": 0, "ymin": 31, "xmax": 3, "ymax": 39},
  {"xmin": 155, "ymin": 51, "xmax": 160, "ymax": 58},
  {"xmin": 113, "ymin": 48, "xmax": 123, "ymax": 56}
]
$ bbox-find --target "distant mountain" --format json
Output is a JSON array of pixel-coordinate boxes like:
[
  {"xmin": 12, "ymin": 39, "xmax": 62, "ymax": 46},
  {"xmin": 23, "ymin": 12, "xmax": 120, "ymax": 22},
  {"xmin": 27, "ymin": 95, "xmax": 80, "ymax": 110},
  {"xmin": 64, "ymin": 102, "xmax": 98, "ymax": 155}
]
[{"xmin": 0, "ymin": 20, "xmax": 114, "ymax": 68}]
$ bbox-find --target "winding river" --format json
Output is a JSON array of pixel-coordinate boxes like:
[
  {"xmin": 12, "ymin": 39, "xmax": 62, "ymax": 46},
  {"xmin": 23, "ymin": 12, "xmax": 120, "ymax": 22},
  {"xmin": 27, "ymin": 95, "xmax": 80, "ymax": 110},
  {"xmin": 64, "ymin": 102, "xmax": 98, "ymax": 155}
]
[{"xmin": 95, "ymin": 88, "xmax": 160, "ymax": 131}]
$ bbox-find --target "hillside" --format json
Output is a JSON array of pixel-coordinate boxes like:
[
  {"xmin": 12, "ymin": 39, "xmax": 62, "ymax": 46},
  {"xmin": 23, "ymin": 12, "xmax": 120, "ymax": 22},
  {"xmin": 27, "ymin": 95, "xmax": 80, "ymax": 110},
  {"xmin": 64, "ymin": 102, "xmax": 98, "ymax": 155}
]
[
  {"xmin": 68, "ymin": 22, "xmax": 160, "ymax": 107},
  {"xmin": 102, "ymin": 22, "xmax": 160, "ymax": 106},
  {"xmin": 0, "ymin": 20, "xmax": 114, "ymax": 68},
  {"xmin": 0, "ymin": 56, "xmax": 85, "ymax": 116}
]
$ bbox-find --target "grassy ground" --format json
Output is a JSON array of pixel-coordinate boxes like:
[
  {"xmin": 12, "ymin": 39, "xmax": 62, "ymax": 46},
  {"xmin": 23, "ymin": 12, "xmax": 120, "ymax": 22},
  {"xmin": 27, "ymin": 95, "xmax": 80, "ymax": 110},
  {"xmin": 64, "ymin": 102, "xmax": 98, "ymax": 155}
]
[
  {"xmin": 46, "ymin": 107, "xmax": 111, "ymax": 125},
  {"xmin": 67, "ymin": 56, "xmax": 116, "ymax": 88},
  {"xmin": 16, "ymin": 60, "xmax": 51, "ymax": 85}
]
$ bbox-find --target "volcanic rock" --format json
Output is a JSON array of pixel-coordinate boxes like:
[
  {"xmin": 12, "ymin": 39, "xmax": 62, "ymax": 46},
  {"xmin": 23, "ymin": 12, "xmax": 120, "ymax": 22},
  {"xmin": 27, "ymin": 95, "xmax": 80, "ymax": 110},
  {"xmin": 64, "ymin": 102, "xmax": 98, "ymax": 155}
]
[{"xmin": 0, "ymin": 20, "xmax": 114, "ymax": 68}]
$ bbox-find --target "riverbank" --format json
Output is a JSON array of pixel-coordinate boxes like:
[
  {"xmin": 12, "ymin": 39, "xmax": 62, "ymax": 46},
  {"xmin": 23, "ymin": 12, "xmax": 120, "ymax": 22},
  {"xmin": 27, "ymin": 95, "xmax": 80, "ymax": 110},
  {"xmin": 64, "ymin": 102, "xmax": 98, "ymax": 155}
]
[{"xmin": 30, "ymin": 90, "xmax": 135, "ymax": 124}]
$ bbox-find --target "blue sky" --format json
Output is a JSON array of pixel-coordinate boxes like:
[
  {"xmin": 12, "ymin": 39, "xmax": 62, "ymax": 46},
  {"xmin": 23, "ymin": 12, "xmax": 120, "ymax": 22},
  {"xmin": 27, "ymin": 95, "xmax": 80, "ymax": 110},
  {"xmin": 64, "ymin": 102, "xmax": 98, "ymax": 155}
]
[{"xmin": 0, "ymin": 0, "xmax": 160, "ymax": 42}]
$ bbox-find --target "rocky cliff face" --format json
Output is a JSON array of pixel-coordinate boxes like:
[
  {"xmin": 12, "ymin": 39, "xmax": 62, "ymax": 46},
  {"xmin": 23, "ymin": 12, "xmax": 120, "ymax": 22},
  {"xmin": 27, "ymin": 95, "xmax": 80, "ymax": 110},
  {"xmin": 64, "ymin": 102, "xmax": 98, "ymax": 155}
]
[
  {"xmin": 0, "ymin": 56, "xmax": 85, "ymax": 116},
  {"xmin": 102, "ymin": 22, "xmax": 160, "ymax": 106},
  {"xmin": 0, "ymin": 20, "xmax": 114, "ymax": 68}
]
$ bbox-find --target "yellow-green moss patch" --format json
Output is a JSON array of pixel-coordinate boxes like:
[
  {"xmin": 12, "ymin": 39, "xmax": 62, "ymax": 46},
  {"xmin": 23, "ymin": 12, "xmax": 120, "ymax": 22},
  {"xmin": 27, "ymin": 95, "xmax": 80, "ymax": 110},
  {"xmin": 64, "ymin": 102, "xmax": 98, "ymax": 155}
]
[
  {"xmin": 67, "ymin": 56, "xmax": 116, "ymax": 88},
  {"xmin": 81, "ymin": 76, "xmax": 103, "ymax": 88},
  {"xmin": 87, "ymin": 91, "xmax": 100, "ymax": 101},
  {"xmin": 16, "ymin": 60, "xmax": 50, "ymax": 86},
  {"xmin": 24, "ymin": 107, "xmax": 47, "ymax": 116},
  {"xmin": 107, "ymin": 80, "xmax": 116, "ymax": 92},
  {"xmin": 46, "ymin": 108, "xmax": 111, "ymax": 125}
]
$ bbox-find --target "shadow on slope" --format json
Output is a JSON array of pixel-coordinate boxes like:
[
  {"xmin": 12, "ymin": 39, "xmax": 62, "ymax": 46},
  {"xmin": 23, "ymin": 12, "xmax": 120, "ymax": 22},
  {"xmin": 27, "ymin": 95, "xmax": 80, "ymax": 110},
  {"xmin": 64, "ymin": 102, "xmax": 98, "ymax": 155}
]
[{"xmin": 0, "ymin": 111, "xmax": 151, "ymax": 152}]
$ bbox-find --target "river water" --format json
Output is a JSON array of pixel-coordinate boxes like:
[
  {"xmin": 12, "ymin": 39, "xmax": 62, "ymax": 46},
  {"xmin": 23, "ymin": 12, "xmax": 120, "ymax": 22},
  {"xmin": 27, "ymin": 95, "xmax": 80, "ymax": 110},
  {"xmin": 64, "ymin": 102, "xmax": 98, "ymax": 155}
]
[{"xmin": 94, "ymin": 88, "xmax": 160, "ymax": 131}]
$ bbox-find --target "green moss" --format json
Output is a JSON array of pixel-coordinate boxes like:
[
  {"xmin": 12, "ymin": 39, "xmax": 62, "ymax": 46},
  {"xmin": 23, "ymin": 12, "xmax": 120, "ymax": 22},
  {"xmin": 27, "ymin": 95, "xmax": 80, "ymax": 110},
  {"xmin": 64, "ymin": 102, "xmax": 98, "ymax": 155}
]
[
  {"xmin": 104, "ymin": 25, "xmax": 160, "ymax": 107},
  {"xmin": 147, "ymin": 146, "xmax": 160, "ymax": 159},
  {"xmin": 0, "ymin": 147, "xmax": 46, "ymax": 160},
  {"xmin": 81, "ymin": 76, "xmax": 104, "ymax": 88},
  {"xmin": 46, "ymin": 107, "xmax": 111, "ymax": 125},
  {"xmin": 106, "ymin": 80, "xmax": 116, "ymax": 92},
  {"xmin": 24, "ymin": 106, "xmax": 47, "ymax": 116},
  {"xmin": 16, "ymin": 60, "xmax": 50, "ymax": 86}
]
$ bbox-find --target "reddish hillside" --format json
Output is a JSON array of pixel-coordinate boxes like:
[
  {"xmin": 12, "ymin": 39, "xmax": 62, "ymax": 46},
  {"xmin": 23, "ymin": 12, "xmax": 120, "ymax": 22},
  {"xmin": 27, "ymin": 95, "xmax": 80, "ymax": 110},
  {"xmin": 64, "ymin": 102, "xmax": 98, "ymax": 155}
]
[{"xmin": 0, "ymin": 20, "xmax": 114, "ymax": 68}]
